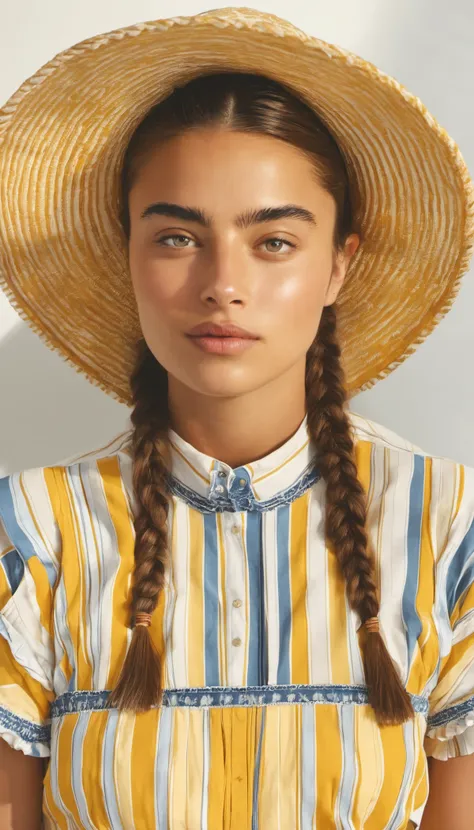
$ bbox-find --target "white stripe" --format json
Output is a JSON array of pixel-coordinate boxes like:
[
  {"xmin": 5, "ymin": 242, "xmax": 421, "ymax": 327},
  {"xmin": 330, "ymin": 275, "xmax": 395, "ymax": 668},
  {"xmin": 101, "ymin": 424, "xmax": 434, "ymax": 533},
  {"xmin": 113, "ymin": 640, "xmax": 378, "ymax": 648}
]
[
  {"xmin": 306, "ymin": 480, "xmax": 331, "ymax": 683},
  {"xmin": 262, "ymin": 511, "xmax": 280, "ymax": 685}
]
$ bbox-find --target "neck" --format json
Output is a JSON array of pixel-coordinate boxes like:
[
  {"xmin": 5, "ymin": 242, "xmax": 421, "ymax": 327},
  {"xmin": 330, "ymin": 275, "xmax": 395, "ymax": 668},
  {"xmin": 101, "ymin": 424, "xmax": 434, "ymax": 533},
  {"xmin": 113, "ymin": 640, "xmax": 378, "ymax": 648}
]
[{"xmin": 167, "ymin": 363, "xmax": 307, "ymax": 468}]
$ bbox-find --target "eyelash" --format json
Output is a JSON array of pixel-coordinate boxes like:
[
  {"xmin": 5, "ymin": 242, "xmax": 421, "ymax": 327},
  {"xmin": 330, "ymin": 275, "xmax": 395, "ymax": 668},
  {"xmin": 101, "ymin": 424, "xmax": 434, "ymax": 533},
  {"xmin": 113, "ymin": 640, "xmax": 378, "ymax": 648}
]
[{"xmin": 155, "ymin": 234, "xmax": 296, "ymax": 253}]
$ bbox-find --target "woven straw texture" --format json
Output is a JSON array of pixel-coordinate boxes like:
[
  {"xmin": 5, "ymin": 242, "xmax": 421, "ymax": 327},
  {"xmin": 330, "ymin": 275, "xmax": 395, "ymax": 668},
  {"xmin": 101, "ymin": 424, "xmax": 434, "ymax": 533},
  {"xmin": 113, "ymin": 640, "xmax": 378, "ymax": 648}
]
[{"xmin": 1, "ymin": 6, "xmax": 473, "ymax": 406}]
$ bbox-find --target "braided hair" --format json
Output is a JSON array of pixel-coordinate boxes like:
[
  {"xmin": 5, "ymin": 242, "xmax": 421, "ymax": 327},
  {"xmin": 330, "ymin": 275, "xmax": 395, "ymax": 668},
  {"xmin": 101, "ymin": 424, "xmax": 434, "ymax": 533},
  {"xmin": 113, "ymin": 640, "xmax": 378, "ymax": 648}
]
[{"xmin": 108, "ymin": 71, "xmax": 414, "ymax": 726}]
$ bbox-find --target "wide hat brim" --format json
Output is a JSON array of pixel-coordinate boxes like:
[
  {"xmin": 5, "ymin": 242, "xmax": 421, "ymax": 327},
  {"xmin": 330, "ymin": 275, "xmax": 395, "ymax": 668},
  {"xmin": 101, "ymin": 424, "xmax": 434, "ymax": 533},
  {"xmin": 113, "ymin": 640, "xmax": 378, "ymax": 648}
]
[{"xmin": 1, "ymin": 6, "xmax": 473, "ymax": 406}]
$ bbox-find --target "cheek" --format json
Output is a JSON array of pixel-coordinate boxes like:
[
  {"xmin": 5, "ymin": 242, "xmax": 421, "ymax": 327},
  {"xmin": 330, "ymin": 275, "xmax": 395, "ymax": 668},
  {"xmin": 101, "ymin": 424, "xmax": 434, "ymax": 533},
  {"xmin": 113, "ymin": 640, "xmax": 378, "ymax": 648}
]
[
  {"xmin": 262, "ymin": 265, "xmax": 328, "ymax": 329},
  {"xmin": 129, "ymin": 247, "xmax": 180, "ymax": 319}
]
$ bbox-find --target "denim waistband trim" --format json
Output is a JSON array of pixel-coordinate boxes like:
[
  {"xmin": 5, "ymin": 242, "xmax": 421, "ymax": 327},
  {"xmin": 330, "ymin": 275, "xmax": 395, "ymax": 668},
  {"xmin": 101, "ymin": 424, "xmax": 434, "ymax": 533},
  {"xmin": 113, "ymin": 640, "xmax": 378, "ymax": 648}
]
[
  {"xmin": 51, "ymin": 683, "xmax": 429, "ymax": 718},
  {"xmin": 0, "ymin": 704, "xmax": 51, "ymax": 744},
  {"xmin": 165, "ymin": 467, "xmax": 321, "ymax": 513},
  {"xmin": 427, "ymin": 693, "xmax": 474, "ymax": 727}
]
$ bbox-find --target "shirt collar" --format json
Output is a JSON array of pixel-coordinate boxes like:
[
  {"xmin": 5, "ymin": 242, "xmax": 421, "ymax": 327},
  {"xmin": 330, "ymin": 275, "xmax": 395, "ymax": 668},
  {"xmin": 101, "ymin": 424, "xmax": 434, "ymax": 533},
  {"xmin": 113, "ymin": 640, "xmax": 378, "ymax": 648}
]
[{"xmin": 167, "ymin": 414, "xmax": 315, "ymax": 505}]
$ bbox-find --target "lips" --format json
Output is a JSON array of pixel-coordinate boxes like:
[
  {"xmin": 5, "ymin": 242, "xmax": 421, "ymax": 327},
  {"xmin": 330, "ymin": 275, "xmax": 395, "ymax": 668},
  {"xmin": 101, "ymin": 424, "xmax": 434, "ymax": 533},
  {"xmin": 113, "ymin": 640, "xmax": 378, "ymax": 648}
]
[{"xmin": 187, "ymin": 322, "xmax": 259, "ymax": 339}]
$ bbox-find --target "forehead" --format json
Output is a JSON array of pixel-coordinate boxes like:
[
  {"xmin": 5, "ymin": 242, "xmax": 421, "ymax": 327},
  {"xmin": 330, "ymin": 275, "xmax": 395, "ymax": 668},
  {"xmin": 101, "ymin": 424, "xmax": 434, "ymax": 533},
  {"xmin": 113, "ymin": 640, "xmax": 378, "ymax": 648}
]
[{"xmin": 129, "ymin": 128, "xmax": 335, "ymax": 219}]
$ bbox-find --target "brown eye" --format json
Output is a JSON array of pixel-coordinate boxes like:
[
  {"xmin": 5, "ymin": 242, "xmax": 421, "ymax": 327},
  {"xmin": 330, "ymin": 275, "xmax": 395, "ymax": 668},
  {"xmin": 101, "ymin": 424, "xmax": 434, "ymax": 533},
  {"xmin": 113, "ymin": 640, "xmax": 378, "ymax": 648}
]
[
  {"xmin": 262, "ymin": 237, "xmax": 295, "ymax": 253},
  {"xmin": 156, "ymin": 235, "xmax": 196, "ymax": 248}
]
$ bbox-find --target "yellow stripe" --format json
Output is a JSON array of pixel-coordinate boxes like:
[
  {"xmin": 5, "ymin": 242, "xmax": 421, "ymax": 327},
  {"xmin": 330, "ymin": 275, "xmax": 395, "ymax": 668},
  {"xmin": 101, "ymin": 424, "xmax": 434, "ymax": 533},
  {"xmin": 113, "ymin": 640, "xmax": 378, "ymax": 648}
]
[
  {"xmin": 327, "ymin": 547, "xmax": 351, "ymax": 684},
  {"xmin": 290, "ymin": 492, "xmax": 310, "ymax": 684},
  {"xmin": 81, "ymin": 712, "xmax": 111, "ymax": 828},
  {"xmin": 227, "ymin": 708, "xmax": 256, "ymax": 828},
  {"xmin": 0, "ymin": 562, "xmax": 12, "ymax": 607},
  {"xmin": 279, "ymin": 706, "xmax": 298, "ymax": 827},
  {"xmin": 54, "ymin": 467, "xmax": 93, "ymax": 689},
  {"xmin": 364, "ymin": 720, "xmax": 407, "ymax": 829},
  {"xmin": 453, "ymin": 463, "xmax": 465, "ymax": 525},
  {"xmin": 186, "ymin": 709, "xmax": 205, "ymax": 825},
  {"xmin": 245, "ymin": 708, "xmax": 263, "ymax": 828},
  {"xmin": 187, "ymin": 508, "xmax": 205, "ymax": 686},
  {"xmin": 433, "ymin": 639, "xmax": 474, "ymax": 706},
  {"xmin": 351, "ymin": 707, "xmax": 384, "ymax": 825},
  {"xmin": 98, "ymin": 457, "xmax": 137, "ymax": 688},
  {"xmin": 354, "ymin": 440, "xmax": 373, "ymax": 504},
  {"xmin": 257, "ymin": 706, "xmax": 280, "ymax": 825},
  {"xmin": 169, "ymin": 709, "xmax": 188, "ymax": 826},
  {"xmin": 407, "ymin": 457, "xmax": 437, "ymax": 693},
  {"xmin": 131, "ymin": 709, "xmax": 160, "ymax": 826},
  {"xmin": 55, "ymin": 712, "xmax": 82, "ymax": 827},
  {"xmin": 207, "ymin": 709, "xmax": 226, "ymax": 827},
  {"xmin": 113, "ymin": 711, "xmax": 136, "ymax": 827},
  {"xmin": 315, "ymin": 705, "xmax": 343, "ymax": 824},
  {"xmin": 451, "ymin": 576, "xmax": 474, "ymax": 626}
]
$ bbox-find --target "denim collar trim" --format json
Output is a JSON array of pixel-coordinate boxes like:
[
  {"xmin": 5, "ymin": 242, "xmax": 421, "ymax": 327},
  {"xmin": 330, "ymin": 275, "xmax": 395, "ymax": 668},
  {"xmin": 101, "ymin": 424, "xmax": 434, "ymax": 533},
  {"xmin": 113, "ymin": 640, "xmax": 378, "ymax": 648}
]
[{"xmin": 165, "ymin": 465, "xmax": 320, "ymax": 512}]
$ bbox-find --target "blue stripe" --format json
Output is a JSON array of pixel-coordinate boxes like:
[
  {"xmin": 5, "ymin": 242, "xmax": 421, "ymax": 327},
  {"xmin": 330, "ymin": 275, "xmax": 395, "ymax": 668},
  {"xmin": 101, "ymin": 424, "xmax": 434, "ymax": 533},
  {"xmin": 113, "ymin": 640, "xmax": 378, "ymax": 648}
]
[
  {"xmin": 51, "ymin": 685, "xmax": 430, "ymax": 716},
  {"xmin": 277, "ymin": 505, "xmax": 291, "ymax": 684},
  {"xmin": 251, "ymin": 708, "xmax": 266, "ymax": 829},
  {"xmin": 0, "ymin": 475, "xmax": 57, "ymax": 588},
  {"xmin": 246, "ymin": 513, "xmax": 267, "ymax": 686},
  {"xmin": 102, "ymin": 710, "xmax": 123, "ymax": 829},
  {"xmin": 402, "ymin": 455, "xmax": 425, "ymax": 673},
  {"xmin": 337, "ymin": 706, "xmax": 357, "ymax": 828},
  {"xmin": 71, "ymin": 712, "xmax": 94, "ymax": 828},
  {"xmin": 447, "ymin": 517, "xmax": 474, "ymax": 615},
  {"xmin": 300, "ymin": 704, "xmax": 316, "ymax": 829},
  {"xmin": 203, "ymin": 514, "xmax": 220, "ymax": 686},
  {"xmin": 155, "ymin": 707, "xmax": 172, "ymax": 829},
  {"xmin": 0, "ymin": 548, "xmax": 24, "ymax": 595}
]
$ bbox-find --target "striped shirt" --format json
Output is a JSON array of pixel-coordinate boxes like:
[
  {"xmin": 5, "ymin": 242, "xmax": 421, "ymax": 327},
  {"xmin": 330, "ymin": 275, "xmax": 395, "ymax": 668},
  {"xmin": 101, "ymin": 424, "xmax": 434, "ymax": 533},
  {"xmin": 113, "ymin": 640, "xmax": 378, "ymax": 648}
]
[{"xmin": 1, "ymin": 411, "xmax": 474, "ymax": 829}]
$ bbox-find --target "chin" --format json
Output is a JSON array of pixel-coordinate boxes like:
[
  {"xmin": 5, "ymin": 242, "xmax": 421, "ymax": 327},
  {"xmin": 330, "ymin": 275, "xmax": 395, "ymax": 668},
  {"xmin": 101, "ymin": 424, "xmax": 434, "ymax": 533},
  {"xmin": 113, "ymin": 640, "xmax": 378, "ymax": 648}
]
[{"xmin": 180, "ymin": 369, "xmax": 262, "ymax": 398}]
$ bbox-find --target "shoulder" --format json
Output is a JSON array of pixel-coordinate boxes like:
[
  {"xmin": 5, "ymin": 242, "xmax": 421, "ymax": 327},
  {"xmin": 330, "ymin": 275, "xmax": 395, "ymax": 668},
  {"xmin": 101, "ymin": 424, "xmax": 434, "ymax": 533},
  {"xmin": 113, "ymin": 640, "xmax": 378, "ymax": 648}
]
[
  {"xmin": 349, "ymin": 410, "xmax": 474, "ymax": 560},
  {"xmin": 349, "ymin": 410, "xmax": 428, "ymax": 455},
  {"xmin": 55, "ymin": 427, "xmax": 133, "ymax": 466},
  {"xmin": 0, "ymin": 429, "xmax": 133, "ymax": 559}
]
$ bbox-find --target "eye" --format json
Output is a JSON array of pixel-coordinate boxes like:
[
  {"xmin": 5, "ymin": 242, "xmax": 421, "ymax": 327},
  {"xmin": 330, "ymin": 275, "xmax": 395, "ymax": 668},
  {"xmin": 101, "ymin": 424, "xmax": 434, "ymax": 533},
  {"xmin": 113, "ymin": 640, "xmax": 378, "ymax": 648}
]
[
  {"xmin": 155, "ymin": 234, "xmax": 196, "ymax": 248},
  {"xmin": 261, "ymin": 237, "xmax": 296, "ymax": 254}
]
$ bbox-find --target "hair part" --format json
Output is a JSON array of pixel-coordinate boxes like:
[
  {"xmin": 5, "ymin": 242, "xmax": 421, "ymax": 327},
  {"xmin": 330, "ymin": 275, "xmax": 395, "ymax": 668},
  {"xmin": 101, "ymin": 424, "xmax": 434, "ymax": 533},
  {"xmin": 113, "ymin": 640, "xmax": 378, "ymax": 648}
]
[{"xmin": 108, "ymin": 71, "xmax": 413, "ymax": 726}]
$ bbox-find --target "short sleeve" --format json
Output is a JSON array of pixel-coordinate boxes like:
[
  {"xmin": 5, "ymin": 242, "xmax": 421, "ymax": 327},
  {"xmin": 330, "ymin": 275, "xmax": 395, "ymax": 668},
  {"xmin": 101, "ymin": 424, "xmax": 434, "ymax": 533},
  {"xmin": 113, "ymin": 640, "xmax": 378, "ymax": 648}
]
[
  {"xmin": 425, "ymin": 464, "xmax": 474, "ymax": 760},
  {"xmin": 0, "ymin": 468, "xmax": 61, "ymax": 758}
]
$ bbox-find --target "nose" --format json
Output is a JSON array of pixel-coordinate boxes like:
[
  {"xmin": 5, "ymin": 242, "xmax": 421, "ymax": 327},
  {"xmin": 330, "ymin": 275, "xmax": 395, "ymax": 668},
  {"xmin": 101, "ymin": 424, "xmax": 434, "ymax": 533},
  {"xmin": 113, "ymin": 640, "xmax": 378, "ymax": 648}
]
[{"xmin": 198, "ymin": 244, "xmax": 250, "ymax": 308}]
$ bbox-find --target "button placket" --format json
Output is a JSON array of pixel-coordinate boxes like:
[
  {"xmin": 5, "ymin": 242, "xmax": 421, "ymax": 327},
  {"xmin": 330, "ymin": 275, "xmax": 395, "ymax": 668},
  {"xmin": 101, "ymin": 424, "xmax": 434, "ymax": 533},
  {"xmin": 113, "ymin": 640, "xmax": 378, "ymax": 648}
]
[{"xmin": 224, "ymin": 513, "xmax": 246, "ymax": 686}]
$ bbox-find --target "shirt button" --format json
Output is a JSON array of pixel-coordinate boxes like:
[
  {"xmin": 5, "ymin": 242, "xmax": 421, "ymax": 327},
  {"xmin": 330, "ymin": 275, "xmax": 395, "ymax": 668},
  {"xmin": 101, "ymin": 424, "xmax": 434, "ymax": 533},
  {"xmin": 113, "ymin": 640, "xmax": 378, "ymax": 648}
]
[
  {"xmin": 232, "ymin": 637, "xmax": 242, "ymax": 647},
  {"xmin": 239, "ymin": 478, "xmax": 247, "ymax": 487},
  {"xmin": 218, "ymin": 471, "xmax": 226, "ymax": 478},
  {"xmin": 231, "ymin": 525, "xmax": 240, "ymax": 535},
  {"xmin": 232, "ymin": 599, "xmax": 242, "ymax": 608},
  {"xmin": 215, "ymin": 485, "xmax": 225, "ymax": 493}
]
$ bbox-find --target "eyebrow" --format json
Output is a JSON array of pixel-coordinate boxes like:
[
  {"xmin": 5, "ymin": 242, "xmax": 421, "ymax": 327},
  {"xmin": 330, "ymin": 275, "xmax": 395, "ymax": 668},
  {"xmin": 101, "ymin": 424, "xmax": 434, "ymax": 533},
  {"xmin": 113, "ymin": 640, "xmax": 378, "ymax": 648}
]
[{"xmin": 140, "ymin": 201, "xmax": 317, "ymax": 228}]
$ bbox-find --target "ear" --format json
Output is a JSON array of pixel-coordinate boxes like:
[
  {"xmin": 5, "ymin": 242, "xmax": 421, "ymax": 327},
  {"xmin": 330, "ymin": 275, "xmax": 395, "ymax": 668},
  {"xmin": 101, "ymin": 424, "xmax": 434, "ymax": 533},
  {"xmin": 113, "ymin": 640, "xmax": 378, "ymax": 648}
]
[{"xmin": 324, "ymin": 233, "xmax": 360, "ymax": 306}]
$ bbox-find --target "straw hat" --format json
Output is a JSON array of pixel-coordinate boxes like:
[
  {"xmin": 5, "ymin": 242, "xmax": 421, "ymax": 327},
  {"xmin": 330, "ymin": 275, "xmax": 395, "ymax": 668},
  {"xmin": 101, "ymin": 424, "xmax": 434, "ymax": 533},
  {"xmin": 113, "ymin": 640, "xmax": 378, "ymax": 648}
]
[{"xmin": 1, "ymin": 6, "xmax": 473, "ymax": 406}]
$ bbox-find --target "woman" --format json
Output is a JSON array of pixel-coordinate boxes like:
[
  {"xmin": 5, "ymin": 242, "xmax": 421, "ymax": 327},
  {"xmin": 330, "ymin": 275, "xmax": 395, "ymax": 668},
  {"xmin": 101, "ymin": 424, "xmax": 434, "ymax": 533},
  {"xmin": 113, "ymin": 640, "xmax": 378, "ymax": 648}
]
[{"xmin": 0, "ymin": 8, "xmax": 473, "ymax": 829}]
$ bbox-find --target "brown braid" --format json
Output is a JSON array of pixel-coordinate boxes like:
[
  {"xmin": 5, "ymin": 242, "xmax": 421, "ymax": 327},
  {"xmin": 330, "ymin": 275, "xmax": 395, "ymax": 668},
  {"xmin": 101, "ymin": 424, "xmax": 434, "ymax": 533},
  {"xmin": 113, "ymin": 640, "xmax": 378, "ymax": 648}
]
[
  {"xmin": 305, "ymin": 305, "xmax": 414, "ymax": 725},
  {"xmin": 107, "ymin": 339, "xmax": 171, "ymax": 712}
]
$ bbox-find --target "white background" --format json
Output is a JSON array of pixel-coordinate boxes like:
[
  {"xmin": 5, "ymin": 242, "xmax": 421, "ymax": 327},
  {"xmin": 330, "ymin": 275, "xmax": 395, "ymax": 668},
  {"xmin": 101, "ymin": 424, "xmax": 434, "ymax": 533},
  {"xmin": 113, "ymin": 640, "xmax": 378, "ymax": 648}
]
[{"xmin": 1, "ymin": 0, "xmax": 473, "ymax": 475}]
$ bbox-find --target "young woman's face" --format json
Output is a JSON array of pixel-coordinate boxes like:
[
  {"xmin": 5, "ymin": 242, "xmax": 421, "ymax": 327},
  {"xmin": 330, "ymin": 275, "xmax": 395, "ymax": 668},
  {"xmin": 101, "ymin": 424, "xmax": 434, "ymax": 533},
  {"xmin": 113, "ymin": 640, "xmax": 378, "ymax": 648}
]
[{"xmin": 128, "ymin": 128, "xmax": 359, "ymax": 400}]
